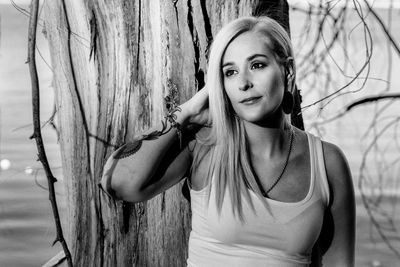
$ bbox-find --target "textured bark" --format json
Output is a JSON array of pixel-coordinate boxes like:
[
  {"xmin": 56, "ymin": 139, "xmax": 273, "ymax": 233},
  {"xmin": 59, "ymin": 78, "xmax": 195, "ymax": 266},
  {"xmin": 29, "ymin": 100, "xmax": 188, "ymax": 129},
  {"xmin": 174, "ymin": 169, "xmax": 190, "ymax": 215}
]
[{"xmin": 43, "ymin": 0, "xmax": 300, "ymax": 266}]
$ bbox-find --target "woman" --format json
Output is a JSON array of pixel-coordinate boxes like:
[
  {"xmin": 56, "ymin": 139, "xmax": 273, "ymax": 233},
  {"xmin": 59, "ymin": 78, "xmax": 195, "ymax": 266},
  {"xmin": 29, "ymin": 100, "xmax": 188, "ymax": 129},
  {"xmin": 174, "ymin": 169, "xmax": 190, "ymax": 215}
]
[{"xmin": 100, "ymin": 16, "xmax": 355, "ymax": 267}]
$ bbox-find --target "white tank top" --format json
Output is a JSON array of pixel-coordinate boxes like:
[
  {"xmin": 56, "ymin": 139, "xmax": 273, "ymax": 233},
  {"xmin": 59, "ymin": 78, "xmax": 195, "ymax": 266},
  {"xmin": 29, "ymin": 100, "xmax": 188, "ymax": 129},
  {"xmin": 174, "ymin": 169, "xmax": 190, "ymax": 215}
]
[{"xmin": 186, "ymin": 132, "xmax": 330, "ymax": 267}]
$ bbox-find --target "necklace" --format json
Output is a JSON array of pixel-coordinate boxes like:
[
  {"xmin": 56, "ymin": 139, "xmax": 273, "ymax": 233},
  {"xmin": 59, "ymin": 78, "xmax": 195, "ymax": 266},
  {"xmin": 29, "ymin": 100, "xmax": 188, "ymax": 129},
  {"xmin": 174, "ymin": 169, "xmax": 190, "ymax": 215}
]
[{"xmin": 262, "ymin": 127, "xmax": 295, "ymax": 197}]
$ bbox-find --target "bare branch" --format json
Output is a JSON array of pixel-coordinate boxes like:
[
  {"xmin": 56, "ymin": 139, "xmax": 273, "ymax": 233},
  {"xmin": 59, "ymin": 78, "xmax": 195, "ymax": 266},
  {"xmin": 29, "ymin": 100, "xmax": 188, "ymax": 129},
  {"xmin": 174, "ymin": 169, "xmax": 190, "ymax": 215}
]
[
  {"xmin": 363, "ymin": 0, "xmax": 400, "ymax": 57},
  {"xmin": 27, "ymin": 0, "xmax": 73, "ymax": 266},
  {"xmin": 346, "ymin": 93, "xmax": 400, "ymax": 111}
]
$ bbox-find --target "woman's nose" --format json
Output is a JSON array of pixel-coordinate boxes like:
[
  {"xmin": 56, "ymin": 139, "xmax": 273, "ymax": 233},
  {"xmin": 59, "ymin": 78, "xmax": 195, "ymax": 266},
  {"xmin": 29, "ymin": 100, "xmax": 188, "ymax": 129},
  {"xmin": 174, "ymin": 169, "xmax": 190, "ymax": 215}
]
[{"xmin": 238, "ymin": 74, "xmax": 253, "ymax": 91}]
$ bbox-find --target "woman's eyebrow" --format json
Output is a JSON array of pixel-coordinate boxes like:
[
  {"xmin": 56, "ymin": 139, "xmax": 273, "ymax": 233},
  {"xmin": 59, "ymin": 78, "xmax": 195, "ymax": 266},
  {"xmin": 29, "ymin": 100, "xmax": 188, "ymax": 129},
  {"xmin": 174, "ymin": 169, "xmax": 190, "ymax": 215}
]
[
  {"xmin": 248, "ymin": 54, "xmax": 269, "ymax": 61},
  {"xmin": 222, "ymin": 54, "xmax": 269, "ymax": 68},
  {"xmin": 222, "ymin": 62, "xmax": 234, "ymax": 68}
]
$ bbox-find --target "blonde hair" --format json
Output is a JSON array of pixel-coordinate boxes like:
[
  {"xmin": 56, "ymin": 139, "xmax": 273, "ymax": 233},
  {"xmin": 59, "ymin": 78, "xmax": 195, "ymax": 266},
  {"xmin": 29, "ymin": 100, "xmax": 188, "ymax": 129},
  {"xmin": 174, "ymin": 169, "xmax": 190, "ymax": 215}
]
[{"xmin": 192, "ymin": 16, "xmax": 296, "ymax": 221}]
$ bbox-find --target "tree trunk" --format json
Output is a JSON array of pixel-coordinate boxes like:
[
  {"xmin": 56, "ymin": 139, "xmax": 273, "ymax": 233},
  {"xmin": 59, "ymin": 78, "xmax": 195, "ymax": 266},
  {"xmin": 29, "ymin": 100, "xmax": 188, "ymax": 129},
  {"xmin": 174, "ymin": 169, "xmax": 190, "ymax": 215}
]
[{"xmin": 43, "ymin": 0, "xmax": 300, "ymax": 265}]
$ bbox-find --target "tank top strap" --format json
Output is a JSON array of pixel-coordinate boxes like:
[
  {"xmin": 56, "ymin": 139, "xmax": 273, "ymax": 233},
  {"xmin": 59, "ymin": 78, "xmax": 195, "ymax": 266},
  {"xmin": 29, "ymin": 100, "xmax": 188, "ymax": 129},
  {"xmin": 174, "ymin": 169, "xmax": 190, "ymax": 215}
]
[{"xmin": 307, "ymin": 132, "xmax": 330, "ymax": 207}]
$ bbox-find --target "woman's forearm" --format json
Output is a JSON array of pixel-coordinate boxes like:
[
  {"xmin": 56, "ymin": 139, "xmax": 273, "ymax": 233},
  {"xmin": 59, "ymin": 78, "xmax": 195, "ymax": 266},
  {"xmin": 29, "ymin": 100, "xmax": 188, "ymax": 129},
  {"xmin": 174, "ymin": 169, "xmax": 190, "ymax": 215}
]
[{"xmin": 100, "ymin": 103, "xmax": 192, "ymax": 202}]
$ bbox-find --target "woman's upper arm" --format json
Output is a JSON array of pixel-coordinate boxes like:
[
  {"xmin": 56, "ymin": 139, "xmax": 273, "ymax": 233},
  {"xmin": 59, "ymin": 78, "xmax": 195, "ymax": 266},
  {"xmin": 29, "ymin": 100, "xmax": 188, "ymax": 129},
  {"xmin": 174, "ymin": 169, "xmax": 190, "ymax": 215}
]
[
  {"xmin": 137, "ymin": 142, "xmax": 193, "ymax": 201},
  {"xmin": 321, "ymin": 141, "xmax": 356, "ymax": 267},
  {"xmin": 114, "ymin": 140, "xmax": 193, "ymax": 202}
]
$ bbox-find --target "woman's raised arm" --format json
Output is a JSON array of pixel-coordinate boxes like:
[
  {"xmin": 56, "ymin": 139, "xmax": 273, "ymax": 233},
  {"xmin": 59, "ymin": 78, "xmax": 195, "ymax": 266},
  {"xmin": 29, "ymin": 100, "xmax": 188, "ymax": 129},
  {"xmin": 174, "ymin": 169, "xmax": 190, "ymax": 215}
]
[{"xmin": 99, "ymin": 86, "xmax": 209, "ymax": 203}]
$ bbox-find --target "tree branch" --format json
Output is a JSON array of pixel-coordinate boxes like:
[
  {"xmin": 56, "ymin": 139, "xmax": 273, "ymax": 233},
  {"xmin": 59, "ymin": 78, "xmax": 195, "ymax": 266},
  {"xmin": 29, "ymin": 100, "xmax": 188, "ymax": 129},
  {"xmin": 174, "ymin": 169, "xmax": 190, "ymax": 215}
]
[
  {"xmin": 27, "ymin": 0, "xmax": 73, "ymax": 266},
  {"xmin": 363, "ymin": 0, "xmax": 400, "ymax": 57},
  {"xmin": 346, "ymin": 93, "xmax": 400, "ymax": 111},
  {"xmin": 308, "ymin": 93, "xmax": 400, "ymax": 128}
]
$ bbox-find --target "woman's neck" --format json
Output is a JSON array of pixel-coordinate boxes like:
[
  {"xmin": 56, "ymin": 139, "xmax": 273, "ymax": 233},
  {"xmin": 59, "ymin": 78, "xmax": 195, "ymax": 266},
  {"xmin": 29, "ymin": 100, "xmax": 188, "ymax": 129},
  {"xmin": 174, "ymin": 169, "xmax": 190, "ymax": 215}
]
[{"xmin": 243, "ymin": 116, "xmax": 291, "ymax": 159}]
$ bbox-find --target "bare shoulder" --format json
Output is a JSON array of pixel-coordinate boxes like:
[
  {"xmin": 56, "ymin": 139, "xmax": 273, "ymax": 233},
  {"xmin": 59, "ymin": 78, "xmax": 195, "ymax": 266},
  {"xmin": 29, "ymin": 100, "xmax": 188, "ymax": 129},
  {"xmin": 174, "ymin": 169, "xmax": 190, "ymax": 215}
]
[
  {"xmin": 321, "ymin": 140, "xmax": 354, "ymax": 206},
  {"xmin": 322, "ymin": 141, "xmax": 349, "ymax": 170}
]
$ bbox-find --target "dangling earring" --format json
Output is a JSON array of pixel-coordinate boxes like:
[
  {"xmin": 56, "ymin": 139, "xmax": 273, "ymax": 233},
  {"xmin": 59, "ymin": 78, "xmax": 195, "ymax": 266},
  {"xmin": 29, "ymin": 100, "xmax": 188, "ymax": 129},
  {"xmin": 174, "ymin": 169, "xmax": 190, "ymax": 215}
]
[{"xmin": 282, "ymin": 91, "xmax": 294, "ymax": 114}]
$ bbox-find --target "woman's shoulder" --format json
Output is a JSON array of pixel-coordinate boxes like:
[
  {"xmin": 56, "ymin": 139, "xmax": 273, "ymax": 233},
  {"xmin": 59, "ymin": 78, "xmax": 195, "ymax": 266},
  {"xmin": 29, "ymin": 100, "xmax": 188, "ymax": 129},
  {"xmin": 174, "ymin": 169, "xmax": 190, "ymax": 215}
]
[
  {"xmin": 320, "ymin": 140, "xmax": 350, "ymax": 176},
  {"xmin": 300, "ymin": 128, "xmax": 349, "ymax": 168},
  {"xmin": 295, "ymin": 129, "xmax": 354, "ymax": 205},
  {"xmin": 320, "ymin": 139, "xmax": 354, "ymax": 206}
]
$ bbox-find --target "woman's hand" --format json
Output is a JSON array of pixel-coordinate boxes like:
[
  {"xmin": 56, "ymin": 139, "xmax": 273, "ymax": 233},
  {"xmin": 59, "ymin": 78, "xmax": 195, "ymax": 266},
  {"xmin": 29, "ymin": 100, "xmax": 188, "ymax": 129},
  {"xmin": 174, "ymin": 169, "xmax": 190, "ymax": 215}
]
[{"xmin": 181, "ymin": 85, "xmax": 210, "ymax": 126}]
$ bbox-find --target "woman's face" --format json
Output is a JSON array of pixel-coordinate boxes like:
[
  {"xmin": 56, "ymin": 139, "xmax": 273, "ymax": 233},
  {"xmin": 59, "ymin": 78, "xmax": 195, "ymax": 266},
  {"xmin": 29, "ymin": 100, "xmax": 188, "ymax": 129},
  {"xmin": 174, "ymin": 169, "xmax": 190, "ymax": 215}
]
[{"xmin": 221, "ymin": 31, "xmax": 285, "ymax": 124}]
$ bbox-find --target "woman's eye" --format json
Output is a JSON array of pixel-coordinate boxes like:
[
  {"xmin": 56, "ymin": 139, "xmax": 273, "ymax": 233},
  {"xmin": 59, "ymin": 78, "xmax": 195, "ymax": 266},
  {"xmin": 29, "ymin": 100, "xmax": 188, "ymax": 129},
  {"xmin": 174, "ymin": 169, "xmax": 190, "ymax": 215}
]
[
  {"xmin": 224, "ymin": 70, "xmax": 236, "ymax": 77},
  {"xmin": 251, "ymin": 62, "xmax": 265, "ymax": 69}
]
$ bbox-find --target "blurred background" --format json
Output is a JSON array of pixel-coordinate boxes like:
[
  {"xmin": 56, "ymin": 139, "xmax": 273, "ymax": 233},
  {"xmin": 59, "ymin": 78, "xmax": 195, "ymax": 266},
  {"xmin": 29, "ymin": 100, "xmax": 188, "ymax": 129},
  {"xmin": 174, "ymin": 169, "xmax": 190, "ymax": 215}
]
[{"xmin": 0, "ymin": 0, "xmax": 399, "ymax": 266}]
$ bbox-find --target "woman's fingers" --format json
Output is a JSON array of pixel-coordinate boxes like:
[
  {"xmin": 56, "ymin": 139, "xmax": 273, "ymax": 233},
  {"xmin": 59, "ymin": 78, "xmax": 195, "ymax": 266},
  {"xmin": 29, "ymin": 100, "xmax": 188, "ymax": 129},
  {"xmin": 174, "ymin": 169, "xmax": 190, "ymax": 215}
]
[{"xmin": 181, "ymin": 85, "xmax": 210, "ymax": 126}]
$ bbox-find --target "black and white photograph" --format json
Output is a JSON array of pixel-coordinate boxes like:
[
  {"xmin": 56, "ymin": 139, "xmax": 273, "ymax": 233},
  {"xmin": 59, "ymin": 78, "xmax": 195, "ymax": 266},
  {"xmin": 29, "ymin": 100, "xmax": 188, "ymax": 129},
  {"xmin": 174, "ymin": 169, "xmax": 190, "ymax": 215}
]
[{"xmin": 0, "ymin": 0, "xmax": 399, "ymax": 266}]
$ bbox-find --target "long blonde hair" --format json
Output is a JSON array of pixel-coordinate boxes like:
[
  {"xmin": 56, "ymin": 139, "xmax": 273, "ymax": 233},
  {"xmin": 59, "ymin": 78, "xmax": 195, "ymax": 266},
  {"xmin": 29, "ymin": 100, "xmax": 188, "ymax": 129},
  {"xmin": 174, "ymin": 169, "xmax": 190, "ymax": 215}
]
[{"xmin": 192, "ymin": 16, "xmax": 296, "ymax": 221}]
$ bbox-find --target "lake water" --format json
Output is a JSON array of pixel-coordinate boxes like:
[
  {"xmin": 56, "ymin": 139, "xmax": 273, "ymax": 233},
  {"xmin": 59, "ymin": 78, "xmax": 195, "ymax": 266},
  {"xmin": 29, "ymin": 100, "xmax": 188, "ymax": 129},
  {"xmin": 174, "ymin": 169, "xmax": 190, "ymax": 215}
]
[
  {"xmin": 1, "ymin": 3, "xmax": 400, "ymax": 267},
  {"xmin": 0, "ymin": 3, "xmax": 65, "ymax": 266}
]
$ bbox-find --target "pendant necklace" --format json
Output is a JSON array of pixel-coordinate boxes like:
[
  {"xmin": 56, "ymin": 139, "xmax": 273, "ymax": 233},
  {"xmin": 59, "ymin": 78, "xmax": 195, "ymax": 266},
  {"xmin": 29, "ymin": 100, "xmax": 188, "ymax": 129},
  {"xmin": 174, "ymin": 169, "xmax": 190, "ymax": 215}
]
[{"xmin": 262, "ymin": 127, "xmax": 295, "ymax": 197}]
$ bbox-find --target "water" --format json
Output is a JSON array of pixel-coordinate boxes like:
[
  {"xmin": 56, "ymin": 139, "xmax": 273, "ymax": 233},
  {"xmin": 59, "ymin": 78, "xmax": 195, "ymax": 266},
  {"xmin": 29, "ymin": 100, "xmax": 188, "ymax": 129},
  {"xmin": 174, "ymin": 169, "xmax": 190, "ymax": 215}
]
[
  {"xmin": 0, "ymin": 4, "xmax": 65, "ymax": 267},
  {"xmin": 1, "ymin": 3, "xmax": 400, "ymax": 267}
]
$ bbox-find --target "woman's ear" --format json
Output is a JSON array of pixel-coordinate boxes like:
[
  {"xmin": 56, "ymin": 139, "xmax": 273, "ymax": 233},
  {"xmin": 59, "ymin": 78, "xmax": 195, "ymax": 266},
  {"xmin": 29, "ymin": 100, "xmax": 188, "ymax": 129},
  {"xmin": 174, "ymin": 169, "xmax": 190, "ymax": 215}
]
[
  {"xmin": 285, "ymin": 57, "xmax": 294, "ymax": 82},
  {"xmin": 284, "ymin": 57, "xmax": 295, "ymax": 93}
]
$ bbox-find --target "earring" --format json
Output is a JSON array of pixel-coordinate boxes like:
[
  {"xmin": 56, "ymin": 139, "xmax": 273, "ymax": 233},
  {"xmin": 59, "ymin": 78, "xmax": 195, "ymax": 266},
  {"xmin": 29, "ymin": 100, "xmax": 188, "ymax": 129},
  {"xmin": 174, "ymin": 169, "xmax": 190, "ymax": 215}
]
[{"xmin": 282, "ymin": 91, "xmax": 294, "ymax": 114}]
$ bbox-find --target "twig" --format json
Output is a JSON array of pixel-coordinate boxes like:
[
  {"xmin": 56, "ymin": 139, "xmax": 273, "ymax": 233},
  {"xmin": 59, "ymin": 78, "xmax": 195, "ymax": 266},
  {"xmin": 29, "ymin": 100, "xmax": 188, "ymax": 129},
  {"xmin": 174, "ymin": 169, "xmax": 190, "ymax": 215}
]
[
  {"xmin": 42, "ymin": 251, "xmax": 66, "ymax": 267},
  {"xmin": 27, "ymin": 0, "xmax": 73, "ymax": 266},
  {"xmin": 363, "ymin": 0, "xmax": 400, "ymax": 57}
]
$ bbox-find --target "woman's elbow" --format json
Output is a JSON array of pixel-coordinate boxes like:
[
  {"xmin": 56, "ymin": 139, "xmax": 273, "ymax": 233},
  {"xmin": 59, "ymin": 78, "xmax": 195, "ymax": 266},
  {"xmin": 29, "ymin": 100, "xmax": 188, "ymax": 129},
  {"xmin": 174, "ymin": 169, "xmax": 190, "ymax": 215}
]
[
  {"xmin": 110, "ymin": 172, "xmax": 147, "ymax": 203},
  {"xmin": 111, "ymin": 172, "xmax": 158, "ymax": 203}
]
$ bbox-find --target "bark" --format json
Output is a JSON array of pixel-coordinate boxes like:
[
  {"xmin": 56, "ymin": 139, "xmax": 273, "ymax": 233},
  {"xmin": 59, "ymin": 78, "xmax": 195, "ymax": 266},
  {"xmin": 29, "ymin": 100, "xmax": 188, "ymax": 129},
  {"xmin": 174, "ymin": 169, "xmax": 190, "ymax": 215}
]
[{"xmin": 43, "ymin": 0, "xmax": 300, "ymax": 265}]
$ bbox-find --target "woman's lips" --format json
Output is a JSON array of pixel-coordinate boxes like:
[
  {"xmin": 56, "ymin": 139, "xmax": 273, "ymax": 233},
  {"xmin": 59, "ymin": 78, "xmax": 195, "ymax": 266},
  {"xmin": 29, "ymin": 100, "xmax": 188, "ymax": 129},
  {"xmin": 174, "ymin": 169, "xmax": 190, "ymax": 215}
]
[{"xmin": 240, "ymin": 96, "xmax": 262, "ymax": 104}]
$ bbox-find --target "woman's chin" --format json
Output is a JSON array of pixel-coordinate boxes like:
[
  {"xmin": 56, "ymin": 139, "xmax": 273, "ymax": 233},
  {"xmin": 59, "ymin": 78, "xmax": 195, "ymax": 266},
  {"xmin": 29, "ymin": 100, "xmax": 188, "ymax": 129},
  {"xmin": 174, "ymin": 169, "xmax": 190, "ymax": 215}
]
[{"xmin": 236, "ymin": 110, "xmax": 284, "ymax": 127}]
